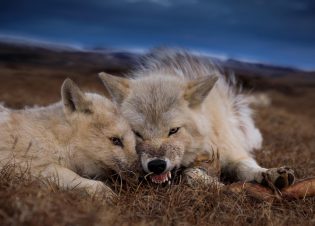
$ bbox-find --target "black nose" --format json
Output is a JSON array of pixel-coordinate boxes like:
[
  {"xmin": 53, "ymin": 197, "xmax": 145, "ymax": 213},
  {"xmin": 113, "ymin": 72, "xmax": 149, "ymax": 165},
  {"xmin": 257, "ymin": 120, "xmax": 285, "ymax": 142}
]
[{"xmin": 147, "ymin": 159, "xmax": 166, "ymax": 174}]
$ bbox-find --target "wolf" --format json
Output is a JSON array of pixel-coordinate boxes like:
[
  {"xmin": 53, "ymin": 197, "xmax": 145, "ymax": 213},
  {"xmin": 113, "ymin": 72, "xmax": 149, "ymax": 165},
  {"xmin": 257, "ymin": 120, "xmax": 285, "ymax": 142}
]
[
  {"xmin": 0, "ymin": 78, "xmax": 138, "ymax": 198},
  {"xmin": 99, "ymin": 49, "xmax": 294, "ymax": 189}
]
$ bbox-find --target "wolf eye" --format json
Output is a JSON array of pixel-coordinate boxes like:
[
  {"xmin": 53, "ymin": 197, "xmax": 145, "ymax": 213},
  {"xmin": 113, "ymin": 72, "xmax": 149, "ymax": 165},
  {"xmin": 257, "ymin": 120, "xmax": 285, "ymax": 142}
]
[
  {"xmin": 109, "ymin": 137, "xmax": 123, "ymax": 148},
  {"xmin": 133, "ymin": 130, "xmax": 143, "ymax": 140},
  {"xmin": 168, "ymin": 127, "xmax": 180, "ymax": 136}
]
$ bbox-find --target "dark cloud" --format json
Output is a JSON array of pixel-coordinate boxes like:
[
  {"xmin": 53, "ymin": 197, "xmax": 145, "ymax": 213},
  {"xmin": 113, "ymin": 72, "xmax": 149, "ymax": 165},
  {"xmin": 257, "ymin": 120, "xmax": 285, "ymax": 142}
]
[{"xmin": 0, "ymin": 0, "xmax": 314, "ymax": 69}]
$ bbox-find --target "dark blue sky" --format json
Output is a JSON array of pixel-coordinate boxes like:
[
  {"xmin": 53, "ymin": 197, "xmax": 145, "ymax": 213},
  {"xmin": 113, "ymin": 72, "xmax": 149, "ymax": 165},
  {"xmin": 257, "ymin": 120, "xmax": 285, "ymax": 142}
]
[{"xmin": 1, "ymin": 0, "xmax": 314, "ymax": 70}]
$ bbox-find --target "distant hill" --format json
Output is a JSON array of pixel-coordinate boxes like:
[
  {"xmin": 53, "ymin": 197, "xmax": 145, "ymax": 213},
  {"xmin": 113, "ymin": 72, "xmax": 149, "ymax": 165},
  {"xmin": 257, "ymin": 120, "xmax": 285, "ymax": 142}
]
[
  {"xmin": 0, "ymin": 38, "xmax": 314, "ymax": 83},
  {"xmin": 221, "ymin": 59, "xmax": 300, "ymax": 77},
  {"xmin": 0, "ymin": 39, "xmax": 139, "ymax": 75}
]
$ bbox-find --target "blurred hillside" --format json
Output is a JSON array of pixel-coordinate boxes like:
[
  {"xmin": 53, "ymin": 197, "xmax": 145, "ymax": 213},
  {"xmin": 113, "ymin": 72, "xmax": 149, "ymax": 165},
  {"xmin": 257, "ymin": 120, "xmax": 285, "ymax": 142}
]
[{"xmin": 0, "ymin": 39, "xmax": 314, "ymax": 108}]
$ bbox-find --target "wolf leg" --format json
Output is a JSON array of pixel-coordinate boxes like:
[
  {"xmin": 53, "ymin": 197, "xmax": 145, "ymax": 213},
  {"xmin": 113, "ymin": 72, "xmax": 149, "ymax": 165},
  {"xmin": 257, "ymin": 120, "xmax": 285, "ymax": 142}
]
[
  {"xmin": 183, "ymin": 167, "xmax": 224, "ymax": 188},
  {"xmin": 183, "ymin": 149, "xmax": 224, "ymax": 188},
  {"xmin": 227, "ymin": 158, "xmax": 295, "ymax": 189},
  {"xmin": 39, "ymin": 164, "xmax": 116, "ymax": 199}
]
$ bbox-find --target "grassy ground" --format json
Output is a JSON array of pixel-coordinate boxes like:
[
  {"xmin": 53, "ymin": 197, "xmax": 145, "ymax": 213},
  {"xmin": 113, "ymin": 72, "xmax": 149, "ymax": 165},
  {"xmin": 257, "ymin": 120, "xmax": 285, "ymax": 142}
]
[{"xmin": 0, "ymin": 65, "xmax": 314, "ymax": 226}]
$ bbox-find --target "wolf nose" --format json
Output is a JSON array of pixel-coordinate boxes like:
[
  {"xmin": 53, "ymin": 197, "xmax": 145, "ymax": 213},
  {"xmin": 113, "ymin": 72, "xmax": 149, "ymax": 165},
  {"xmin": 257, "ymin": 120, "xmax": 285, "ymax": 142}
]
[{"xmin": 148, "ymin": 159, "xmax": 166, "ymax": 174}]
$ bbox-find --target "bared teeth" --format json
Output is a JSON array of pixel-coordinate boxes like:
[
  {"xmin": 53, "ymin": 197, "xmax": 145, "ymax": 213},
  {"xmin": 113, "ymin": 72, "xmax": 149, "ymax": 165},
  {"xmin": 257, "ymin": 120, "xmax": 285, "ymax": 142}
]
[{"xmin": 150, "ymin": 172, "xmax": 171, "ymax": 184}]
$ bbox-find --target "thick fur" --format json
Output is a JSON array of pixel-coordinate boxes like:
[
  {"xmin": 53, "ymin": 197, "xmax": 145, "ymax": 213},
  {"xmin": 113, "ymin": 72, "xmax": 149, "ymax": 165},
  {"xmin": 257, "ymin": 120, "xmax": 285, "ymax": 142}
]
[
  {"xmin": 100, "ymin": 49, "xmax": 294, "ymax": 188},
  {"xmin": 0, "ymin": 79, "xmax": 138, "ymax": 198}
]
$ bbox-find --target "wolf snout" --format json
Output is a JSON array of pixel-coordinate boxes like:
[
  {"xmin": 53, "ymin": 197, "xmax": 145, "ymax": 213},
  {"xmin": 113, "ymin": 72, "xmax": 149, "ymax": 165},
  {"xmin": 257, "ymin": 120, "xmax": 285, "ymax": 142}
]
[{"xmin": 148, "ymin": 159, "xmax": 167, "ymax": 174}]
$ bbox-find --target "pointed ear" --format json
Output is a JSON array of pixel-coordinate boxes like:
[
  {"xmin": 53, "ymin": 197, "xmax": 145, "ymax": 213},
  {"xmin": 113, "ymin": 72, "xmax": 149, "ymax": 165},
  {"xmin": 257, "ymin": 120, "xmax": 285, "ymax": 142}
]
[
  {"xmin": 99, "ymin": 72, "xmax": 130, "ymax": 104},
  {"xmin": 184, "ymin": 76, "xmax": 218, "ymax": 108},
  {"xmin": 61, "ymin": 78, "xmax": 92, "ymax": 114}
]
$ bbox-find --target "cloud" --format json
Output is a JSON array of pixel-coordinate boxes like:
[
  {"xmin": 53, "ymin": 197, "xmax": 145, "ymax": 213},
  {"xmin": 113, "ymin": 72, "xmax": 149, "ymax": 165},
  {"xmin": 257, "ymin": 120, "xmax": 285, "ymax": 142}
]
[
  {"xmin": 126, "ymin": 0, "xmax": 171, "ymax": 7},
  {"xmin": 0, "ymin": 0, "xmax": 314, "ymax": 69},
  {"xmin": 125, "ymin": 0, "xmax": 198, "ymax": 7}
]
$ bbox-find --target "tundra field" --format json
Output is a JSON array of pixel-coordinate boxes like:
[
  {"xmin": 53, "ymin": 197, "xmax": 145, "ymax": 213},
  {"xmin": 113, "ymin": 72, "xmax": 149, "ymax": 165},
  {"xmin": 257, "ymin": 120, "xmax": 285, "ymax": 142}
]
[{"xmin": 0, "ymin": 45, "xmax": 315, "ymax": 226}]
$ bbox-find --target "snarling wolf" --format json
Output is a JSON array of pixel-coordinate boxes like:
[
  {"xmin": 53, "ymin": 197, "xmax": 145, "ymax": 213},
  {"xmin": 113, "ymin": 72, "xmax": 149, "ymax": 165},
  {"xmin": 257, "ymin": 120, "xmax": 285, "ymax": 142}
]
[
  {"xmin": 100, "ymin": 49, "xmax": 294, "ymax": 189},
  {"xmin": 0, "ymin": 79, "xmax": 138, "ymax": 198}
]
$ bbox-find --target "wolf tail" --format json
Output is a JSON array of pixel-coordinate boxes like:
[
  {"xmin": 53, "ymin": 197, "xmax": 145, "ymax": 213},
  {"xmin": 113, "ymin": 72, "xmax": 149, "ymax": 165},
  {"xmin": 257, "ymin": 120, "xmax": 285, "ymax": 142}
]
[{"xmin": 246, "ymin": 93, "xmax": 271, "ymax": 108}]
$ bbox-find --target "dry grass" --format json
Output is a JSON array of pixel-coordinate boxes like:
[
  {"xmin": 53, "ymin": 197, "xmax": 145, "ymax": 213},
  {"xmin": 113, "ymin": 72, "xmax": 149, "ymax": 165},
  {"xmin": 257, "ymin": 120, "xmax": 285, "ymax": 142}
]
[{"xmin": 0, "ymin": 65, "xmax": 315, "ymax": 226}]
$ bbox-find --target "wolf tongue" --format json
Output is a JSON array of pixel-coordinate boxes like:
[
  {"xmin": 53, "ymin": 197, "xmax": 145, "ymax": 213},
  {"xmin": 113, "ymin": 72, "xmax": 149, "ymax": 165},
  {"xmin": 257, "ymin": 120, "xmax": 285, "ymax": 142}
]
[{"xmin": 151, "ymin": 172, "xmax": 168, "ymax": 182}]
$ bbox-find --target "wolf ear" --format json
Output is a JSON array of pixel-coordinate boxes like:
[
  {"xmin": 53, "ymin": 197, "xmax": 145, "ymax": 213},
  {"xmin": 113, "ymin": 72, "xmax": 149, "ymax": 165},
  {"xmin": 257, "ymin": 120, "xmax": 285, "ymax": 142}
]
[
  {"xmin": 99, "ymin": 72, "xmax": 130, "ymax": 104},
  {"xmin": 184, "ymin": 76, "xmax": 218, "ymax": 108},
  {"xmin": 61, "ymin": 78, "xmax": 92, "ymax": 114}
]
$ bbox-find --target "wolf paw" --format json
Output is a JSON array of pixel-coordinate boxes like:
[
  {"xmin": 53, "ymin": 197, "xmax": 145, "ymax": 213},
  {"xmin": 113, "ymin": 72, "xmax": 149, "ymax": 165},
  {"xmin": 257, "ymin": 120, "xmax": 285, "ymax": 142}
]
[
  {"xmin": 183, "ymin": 167, "xmax": 224, "ymax": 188},
  {"xmin": 86, "ymin": 181, "xmax": 117, "ymax": 202},
  {"xmin": 262, "ymin": 166, "xmax": 295, "ymax": 190}
]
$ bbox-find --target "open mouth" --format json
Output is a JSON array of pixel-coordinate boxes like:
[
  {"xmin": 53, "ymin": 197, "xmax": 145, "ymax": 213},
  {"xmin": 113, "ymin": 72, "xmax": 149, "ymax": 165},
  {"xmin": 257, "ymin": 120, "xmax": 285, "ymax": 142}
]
[{"xmin": 150, "ymin": 171, "xmax": 172, "ymax": 184}]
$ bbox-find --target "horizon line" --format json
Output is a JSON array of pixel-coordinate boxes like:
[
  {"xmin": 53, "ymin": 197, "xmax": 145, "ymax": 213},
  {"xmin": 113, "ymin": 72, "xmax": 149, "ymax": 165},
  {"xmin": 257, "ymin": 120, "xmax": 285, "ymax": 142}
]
[{"xmin": 0, "ymin": 34, "xmax": 314, "ymax": 72}]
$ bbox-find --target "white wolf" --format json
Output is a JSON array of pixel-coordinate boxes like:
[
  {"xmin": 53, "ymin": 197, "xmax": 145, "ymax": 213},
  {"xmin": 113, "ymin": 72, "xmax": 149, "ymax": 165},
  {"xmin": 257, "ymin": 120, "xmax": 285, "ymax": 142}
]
[
  {"xmin": 0, "ymin": 79, "xmax": 138, "ymax": 198},
  {"xmin": 99, "ymin": 49, "xmax": 294, "ymax": 189}
]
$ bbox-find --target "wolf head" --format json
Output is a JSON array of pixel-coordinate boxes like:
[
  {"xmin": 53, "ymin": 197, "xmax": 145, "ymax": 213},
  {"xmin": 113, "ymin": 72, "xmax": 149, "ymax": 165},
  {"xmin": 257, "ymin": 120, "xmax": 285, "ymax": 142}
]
[
  {"xmin": 99, "ymin": 72, "xmax": 217, "ymax": 184},
  {"xmin": 61, "ymin": 79, "xmax": 139, "ymax": 180}
]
